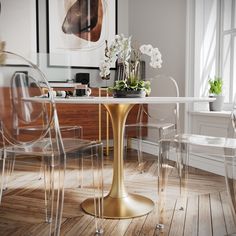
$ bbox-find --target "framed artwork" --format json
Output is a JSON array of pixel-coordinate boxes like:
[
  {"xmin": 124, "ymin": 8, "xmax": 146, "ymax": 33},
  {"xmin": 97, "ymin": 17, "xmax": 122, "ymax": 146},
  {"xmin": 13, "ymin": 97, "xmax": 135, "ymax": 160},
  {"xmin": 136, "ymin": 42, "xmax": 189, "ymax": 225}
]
[
  {"xmin": 46, "ymin": 0, "xmax": 117, "ymax": 69},
  {"xmin": 0, "ymin": 0, "xmax": 38, "ymax": 64}
]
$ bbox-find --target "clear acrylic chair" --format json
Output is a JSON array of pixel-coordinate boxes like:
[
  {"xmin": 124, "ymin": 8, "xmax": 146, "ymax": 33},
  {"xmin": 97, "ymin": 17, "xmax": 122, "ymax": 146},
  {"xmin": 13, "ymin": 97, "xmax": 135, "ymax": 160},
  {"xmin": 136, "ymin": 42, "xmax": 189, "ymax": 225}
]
[
  {"xmin": 0, "ymin": 51, "xmax": 103, "ymax": 236},
  {"xmin": 125, "ymin": 74, "xmax": 180, "ymax": 172},
  {"xmin": 158, "ymin": 95, "xmax": 236, "ymax": 232},
  {"xmin": 7, "ymin": 71, "xmax": 83, "ymax": 184}
]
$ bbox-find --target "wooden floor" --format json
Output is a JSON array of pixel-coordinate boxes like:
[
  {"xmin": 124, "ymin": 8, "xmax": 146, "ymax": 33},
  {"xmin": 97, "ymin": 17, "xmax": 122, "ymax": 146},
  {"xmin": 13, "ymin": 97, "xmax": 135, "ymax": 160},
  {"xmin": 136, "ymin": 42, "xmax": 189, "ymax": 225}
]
[{"xmin": 0, "ymin": 150, "xmax": 235, "ymax": 236}]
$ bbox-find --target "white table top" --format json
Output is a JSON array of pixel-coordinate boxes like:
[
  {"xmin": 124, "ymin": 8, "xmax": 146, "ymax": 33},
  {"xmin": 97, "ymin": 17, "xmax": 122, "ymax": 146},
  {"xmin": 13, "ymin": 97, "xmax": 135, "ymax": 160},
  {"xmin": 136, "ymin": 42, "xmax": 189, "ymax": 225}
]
[{"xmin": 26, "ymin": 96, "xmax": 215, "ymax": 104}]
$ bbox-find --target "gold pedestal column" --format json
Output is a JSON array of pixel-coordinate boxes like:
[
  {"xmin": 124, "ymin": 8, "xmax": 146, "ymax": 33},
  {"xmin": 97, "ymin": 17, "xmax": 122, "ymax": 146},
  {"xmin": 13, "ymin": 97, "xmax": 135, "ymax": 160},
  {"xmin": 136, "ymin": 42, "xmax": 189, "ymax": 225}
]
[{"xmin": 81, "ymin": 103, "xmax": 154, "ymax": 219}]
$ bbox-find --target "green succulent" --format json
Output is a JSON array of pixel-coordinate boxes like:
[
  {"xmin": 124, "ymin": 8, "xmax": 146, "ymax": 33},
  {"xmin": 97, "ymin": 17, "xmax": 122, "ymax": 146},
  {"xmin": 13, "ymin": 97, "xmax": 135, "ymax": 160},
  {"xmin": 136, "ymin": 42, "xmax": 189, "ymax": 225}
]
[
  {"xmin": 208, "ymin": 77, "xmax": 223, "ymax": 95},
  {"xmin": 109, "ymin": 77, "xmax": 151, "ymax": 96}
]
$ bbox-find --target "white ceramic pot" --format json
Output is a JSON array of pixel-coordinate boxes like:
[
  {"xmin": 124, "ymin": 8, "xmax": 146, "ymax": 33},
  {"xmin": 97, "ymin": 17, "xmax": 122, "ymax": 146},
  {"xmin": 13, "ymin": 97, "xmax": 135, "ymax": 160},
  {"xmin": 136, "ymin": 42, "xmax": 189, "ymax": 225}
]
[{"xmin": 209, "ymin": 95, "xmax": 224, "ymax": 111}]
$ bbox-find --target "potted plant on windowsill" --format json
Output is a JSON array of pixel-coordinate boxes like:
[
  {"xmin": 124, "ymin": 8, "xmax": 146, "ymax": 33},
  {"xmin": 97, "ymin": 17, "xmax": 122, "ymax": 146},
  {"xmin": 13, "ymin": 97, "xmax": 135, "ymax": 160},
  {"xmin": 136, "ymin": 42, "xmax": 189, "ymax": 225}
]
[
  {"xmin": 208, "ymin": 76, "xmax": 224, "ymax": 111},
  {"xmin": 99, "ymin": 34, "xmax": 162, "ymax": 97}
]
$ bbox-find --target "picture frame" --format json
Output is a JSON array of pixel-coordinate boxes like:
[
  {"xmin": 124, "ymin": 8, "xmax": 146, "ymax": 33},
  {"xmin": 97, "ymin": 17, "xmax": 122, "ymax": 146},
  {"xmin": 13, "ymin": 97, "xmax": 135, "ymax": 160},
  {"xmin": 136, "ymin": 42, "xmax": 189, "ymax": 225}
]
[
  {"xmin": 0, "ymin": 0, "xmax": 39, "ymax": 64},
  {"xmin": 46, "ymin": 0, "xmax": 117, "ymax": 69}
]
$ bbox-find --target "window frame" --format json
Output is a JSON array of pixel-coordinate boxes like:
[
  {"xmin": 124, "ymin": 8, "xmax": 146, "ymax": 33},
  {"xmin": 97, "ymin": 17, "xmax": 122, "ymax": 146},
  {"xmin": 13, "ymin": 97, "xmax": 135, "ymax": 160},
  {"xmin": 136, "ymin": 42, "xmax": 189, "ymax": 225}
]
[
  {"xmin": 186, "ymin": 0, "xmax": 236, "ymax": 112},
  {"xmin": 219, "ymin": 0, "xmax": 236, "ymax": 104}
]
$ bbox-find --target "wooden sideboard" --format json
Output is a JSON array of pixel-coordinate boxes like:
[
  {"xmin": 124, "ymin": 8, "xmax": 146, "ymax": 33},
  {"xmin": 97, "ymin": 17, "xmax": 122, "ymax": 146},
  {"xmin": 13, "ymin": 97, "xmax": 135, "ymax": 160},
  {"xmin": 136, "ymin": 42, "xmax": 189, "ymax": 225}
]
[{"xmin": 55, "ymin": 87, "xmax": 147, "ymax": 140}]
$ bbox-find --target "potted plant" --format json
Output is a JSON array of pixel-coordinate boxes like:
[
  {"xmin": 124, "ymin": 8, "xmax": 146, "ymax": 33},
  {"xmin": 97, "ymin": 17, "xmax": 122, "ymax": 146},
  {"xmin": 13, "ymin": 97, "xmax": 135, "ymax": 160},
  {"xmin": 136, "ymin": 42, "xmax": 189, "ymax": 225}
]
[
  {"xmin": 110, "ymin": 76, "xmax": 151, "ymax": 98},
  {"xmin": 99, "ymin": 34, "xmax": 162, "ymax": 97},
  {"xmin": 208, "ymin": 76, "xmax": 224, "ymax": 111}
]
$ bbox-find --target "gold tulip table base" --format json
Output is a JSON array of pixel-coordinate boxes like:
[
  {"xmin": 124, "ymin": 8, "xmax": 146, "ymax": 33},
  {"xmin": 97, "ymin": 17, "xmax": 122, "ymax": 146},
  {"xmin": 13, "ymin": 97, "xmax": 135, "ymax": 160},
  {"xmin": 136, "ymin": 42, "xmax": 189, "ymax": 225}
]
[
  {"xmin": 81, "ymin": 194, "xmax": 154, "ymax": 219},
  {"xmin": 82, "ymin": 103, "xmax": 154, "ymax": 219}
]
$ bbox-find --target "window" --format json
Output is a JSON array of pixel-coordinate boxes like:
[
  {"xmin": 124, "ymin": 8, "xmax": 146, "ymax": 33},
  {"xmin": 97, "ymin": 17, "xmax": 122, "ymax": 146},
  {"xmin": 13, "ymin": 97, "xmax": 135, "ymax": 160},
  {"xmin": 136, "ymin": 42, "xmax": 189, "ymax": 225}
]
[
  {"xmin": 220, "ymin": 0, "xmax": 236, "ymax": 103},
  {"xmin": 188, "ymin": 0, "xmax": 236, "ymax": 108}
]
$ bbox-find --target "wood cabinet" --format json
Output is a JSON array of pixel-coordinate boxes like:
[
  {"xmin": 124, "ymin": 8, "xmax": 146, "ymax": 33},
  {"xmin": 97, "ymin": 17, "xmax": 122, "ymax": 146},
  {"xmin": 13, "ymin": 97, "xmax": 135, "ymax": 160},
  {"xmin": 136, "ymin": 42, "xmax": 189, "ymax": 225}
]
[{"xmin": 56, "ymin": 88, "xmax": 147, "ymax": 140}]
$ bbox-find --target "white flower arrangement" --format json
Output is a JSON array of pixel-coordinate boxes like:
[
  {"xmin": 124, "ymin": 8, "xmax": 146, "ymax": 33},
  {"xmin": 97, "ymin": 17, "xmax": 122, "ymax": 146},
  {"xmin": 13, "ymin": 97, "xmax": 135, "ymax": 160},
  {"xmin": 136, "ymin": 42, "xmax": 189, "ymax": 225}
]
[
  {"xmin": 139, "ymin": 44, "xmax": 162, "ymax": 69},
  {"xmin": 99, "ymin": 34, "xmax": 162, "ymax": 79}
]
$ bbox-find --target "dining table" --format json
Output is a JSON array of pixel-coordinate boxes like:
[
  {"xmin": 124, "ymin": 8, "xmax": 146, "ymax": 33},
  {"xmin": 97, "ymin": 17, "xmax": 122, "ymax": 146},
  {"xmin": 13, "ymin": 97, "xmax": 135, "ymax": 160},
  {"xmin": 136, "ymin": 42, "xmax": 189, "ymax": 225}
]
[{"xmin": 27, "ymin": 96, "xmax": 214, "ymax": 219}]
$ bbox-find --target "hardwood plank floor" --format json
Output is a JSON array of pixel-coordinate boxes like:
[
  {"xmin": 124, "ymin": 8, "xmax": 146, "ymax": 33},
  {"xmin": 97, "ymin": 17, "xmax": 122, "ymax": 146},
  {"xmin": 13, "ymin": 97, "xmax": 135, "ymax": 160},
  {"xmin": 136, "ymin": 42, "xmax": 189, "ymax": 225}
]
[{"xmin": 0, "ymin": 150, "xmax": 235, "ymax": 235}]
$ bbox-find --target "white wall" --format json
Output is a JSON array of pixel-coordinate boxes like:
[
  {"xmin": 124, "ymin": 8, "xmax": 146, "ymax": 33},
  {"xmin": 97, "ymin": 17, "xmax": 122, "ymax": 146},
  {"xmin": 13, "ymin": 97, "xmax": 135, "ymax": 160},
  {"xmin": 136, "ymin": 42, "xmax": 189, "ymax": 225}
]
[
  {"xmin": 129, "ymin": 0, "xmax": 186, "ymax": 86},
  {"xmin": 0, "ymin": 0, "xmax": 37, "ymax": 63},
  {"xmin": 118, "ymin": 0, "xmax": 129, "ymax": 35},
  {"xmin": 129, "ymin": 0, "xmax": 187, "ymax": 134}
]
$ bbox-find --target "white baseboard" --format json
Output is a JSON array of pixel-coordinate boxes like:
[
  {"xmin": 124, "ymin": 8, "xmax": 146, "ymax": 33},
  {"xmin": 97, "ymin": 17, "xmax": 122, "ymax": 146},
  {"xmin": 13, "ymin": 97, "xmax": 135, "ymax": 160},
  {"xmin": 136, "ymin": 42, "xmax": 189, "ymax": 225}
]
[
  {"xmin": 128, "ymin": 138, "xmax": 225, "ymax": 176},
  {"xmin": 128, "ymin": 138, "xmax": 159, "ymax": 156}
]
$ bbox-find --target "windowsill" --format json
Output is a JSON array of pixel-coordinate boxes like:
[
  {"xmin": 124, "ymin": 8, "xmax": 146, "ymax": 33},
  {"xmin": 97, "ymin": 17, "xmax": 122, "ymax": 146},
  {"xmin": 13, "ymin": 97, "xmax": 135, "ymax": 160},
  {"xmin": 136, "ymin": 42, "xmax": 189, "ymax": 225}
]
[{"xmin": 189, "ymin": 110, "xmax": 231, "ymax": 118}]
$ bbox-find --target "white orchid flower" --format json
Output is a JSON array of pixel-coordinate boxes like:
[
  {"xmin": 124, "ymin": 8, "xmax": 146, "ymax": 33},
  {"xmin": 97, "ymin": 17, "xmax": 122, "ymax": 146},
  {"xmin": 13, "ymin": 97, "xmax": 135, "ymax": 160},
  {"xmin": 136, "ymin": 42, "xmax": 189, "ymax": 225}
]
[
  {"xmin": 100, "ymin": 34, "xmax": 163, "ymax": 80},
  {"xmin": 151, "ymin": 48, "xmax": 161, "ymax": 59},
  {"xmin": 149, "ymin": 59, "xmax": 162, "ymax": 69},
  {"xmin": 140, "ymin": 44, "xmax": 153, "ymax": 56}
]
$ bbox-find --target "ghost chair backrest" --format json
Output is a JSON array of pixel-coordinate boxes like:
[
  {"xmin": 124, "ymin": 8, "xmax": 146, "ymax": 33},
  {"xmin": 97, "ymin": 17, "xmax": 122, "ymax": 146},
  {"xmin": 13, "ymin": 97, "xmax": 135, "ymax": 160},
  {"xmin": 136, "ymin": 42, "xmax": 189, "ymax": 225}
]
[
  {"xmin": 147, "ymin": 74, "xmax": 180, "ymax": 136},
  {"xmin": 0, "ymin": 51, "xmax": 56, "ymax": 147}
]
